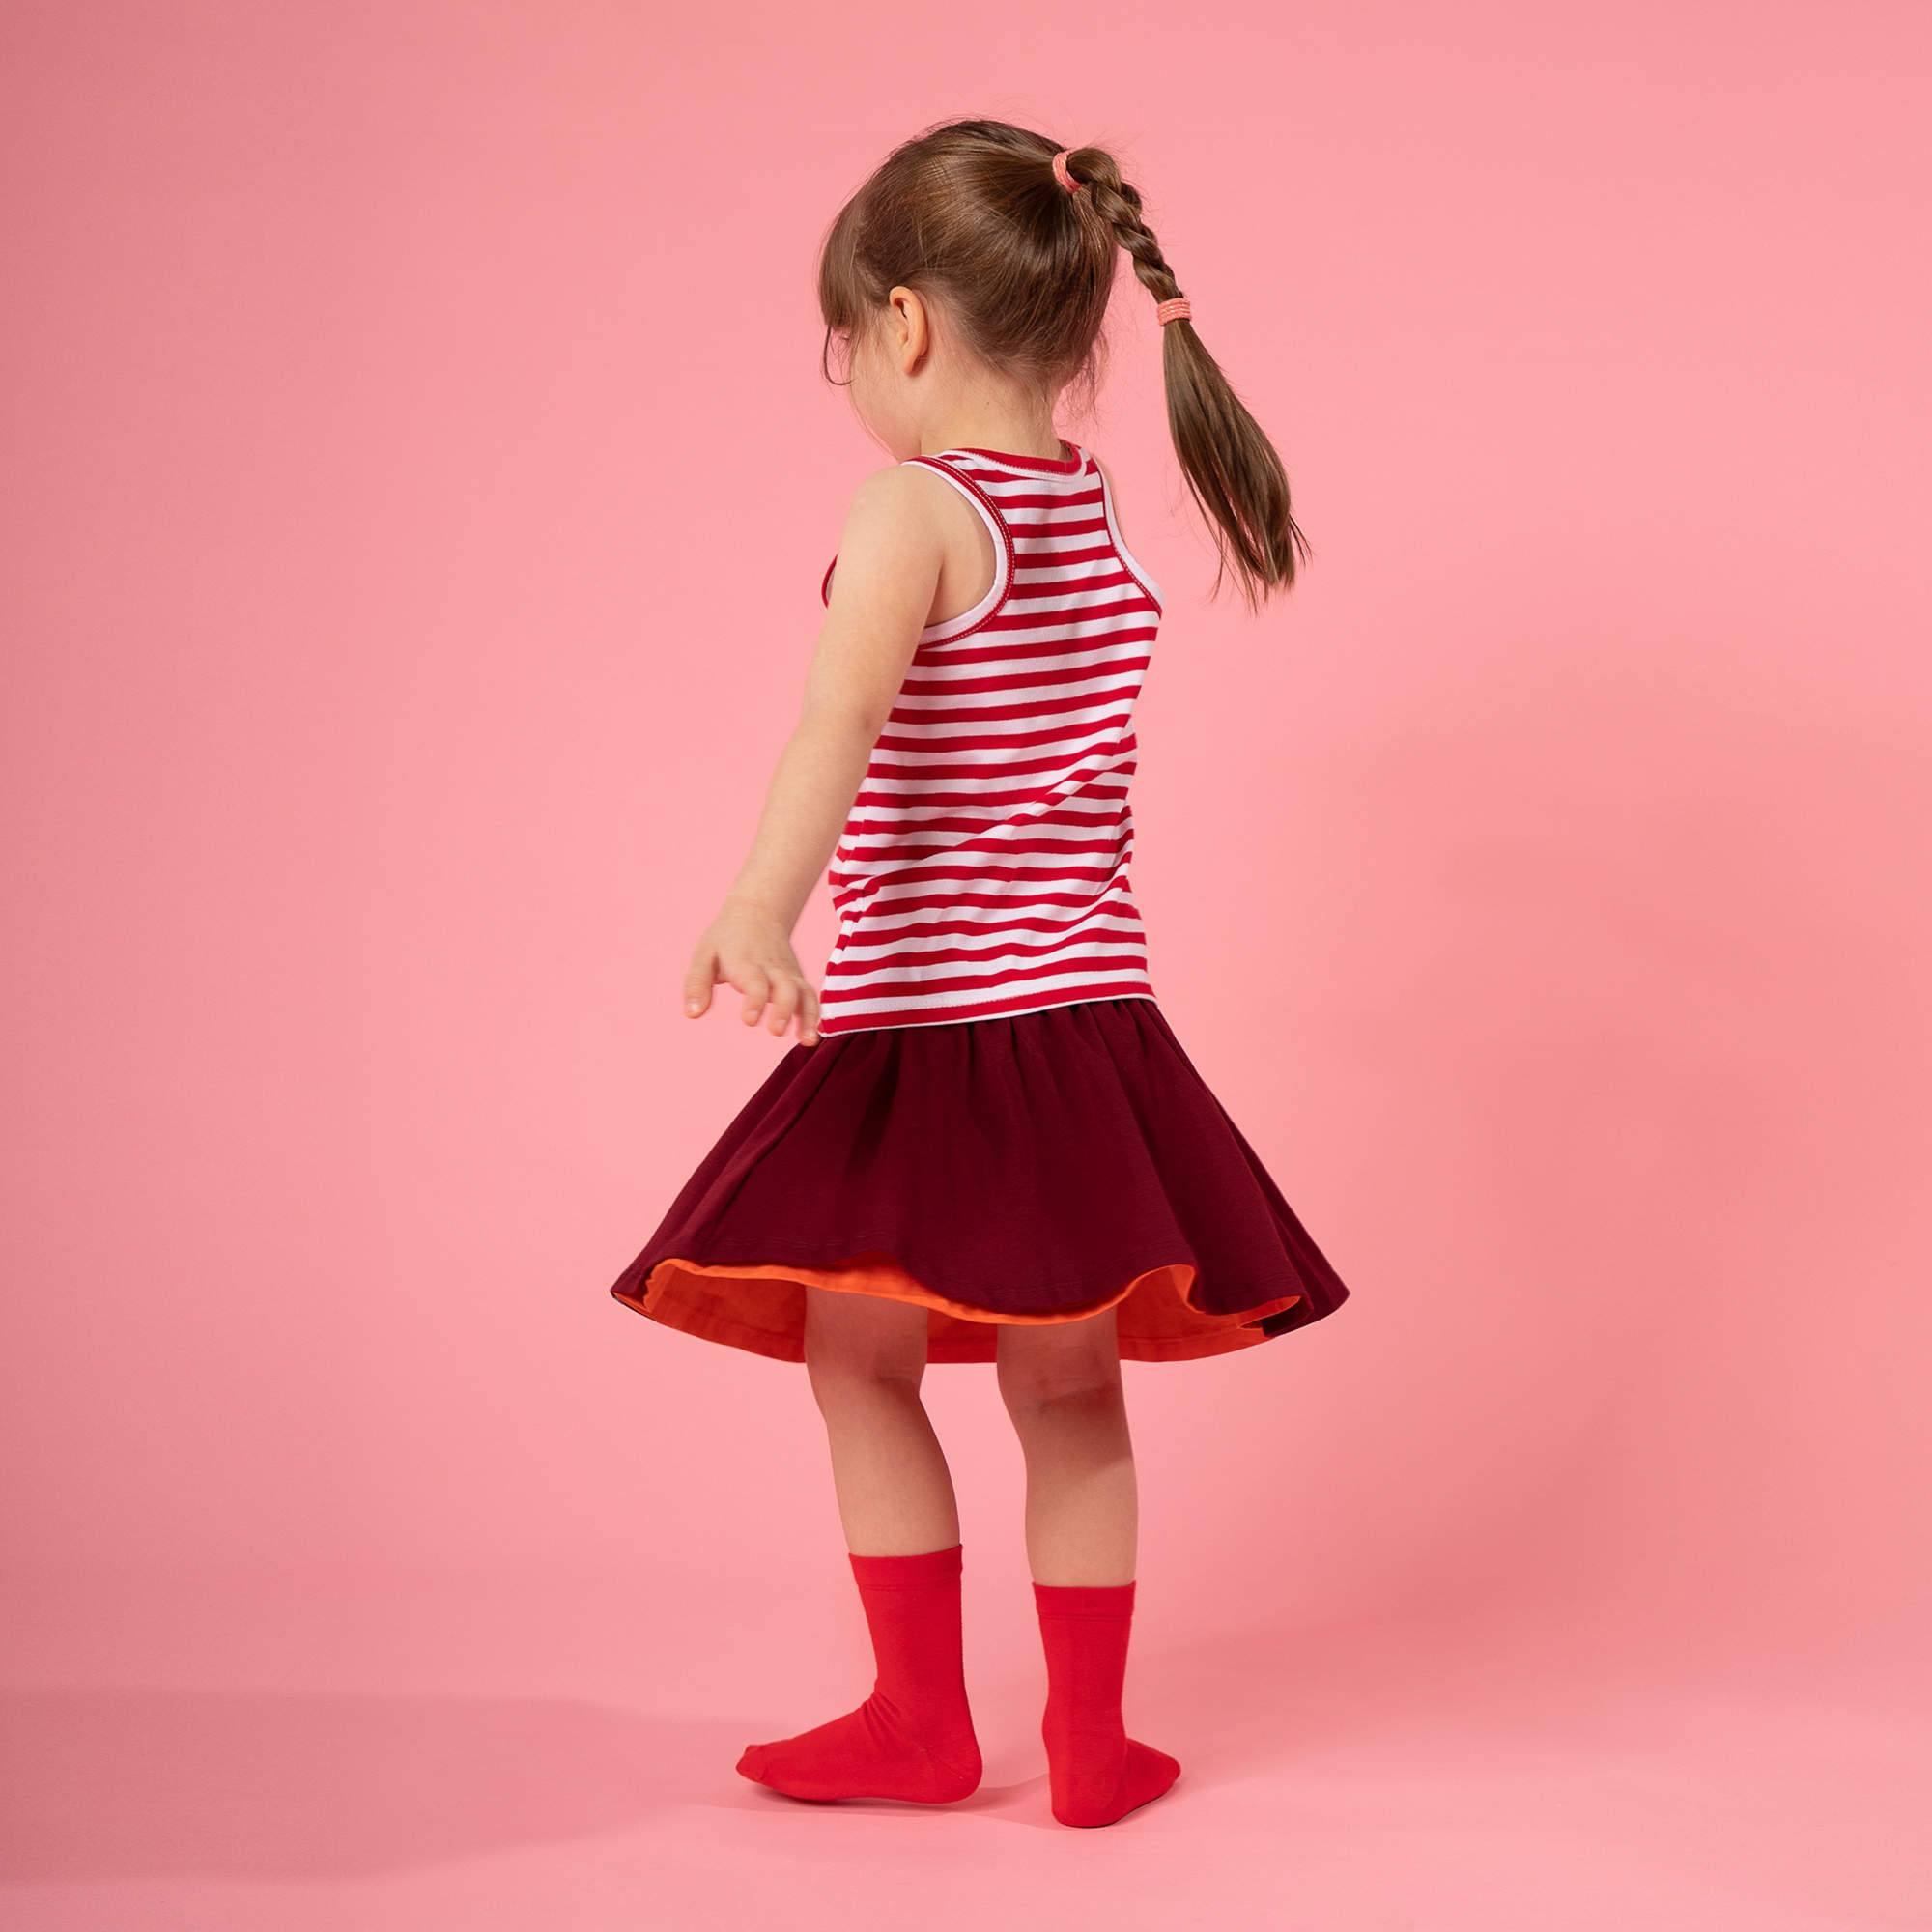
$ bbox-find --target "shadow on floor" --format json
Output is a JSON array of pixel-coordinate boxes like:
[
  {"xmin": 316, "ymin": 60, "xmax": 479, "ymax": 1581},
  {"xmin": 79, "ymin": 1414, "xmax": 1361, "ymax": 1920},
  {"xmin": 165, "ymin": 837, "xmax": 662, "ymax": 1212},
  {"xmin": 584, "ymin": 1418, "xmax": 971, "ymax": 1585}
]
[{"xmin": 0, "ymin": 1688, "xmax": 743, "ymax": 1883}]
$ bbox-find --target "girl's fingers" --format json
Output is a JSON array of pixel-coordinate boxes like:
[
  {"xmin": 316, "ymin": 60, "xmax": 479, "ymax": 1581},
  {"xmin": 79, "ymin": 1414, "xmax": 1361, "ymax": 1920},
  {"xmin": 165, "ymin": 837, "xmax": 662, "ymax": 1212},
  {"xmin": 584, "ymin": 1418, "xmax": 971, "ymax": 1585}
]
[
  {"xmin": 689, "ymin": 957, "xmax": 817, "ymax": 1041},
  {"xmin": 730, "ymin": 966, "xmax": 770, "ymax": 1024},
  {"xmin": 766, "ymin": 976, "xmax": 800, "ymax": 1037},
  {"xmin": 683, "ymin": 948, "xmax": 718, "ymax": 1016}
]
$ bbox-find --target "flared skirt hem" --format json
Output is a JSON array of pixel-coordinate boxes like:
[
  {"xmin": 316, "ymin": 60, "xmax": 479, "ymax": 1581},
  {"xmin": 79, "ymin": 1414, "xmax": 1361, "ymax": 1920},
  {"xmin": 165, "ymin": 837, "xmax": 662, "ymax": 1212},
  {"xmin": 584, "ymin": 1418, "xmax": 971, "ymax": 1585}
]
[
  {"xmin": 604, "ymin": 997, "xmax": 1351, "ymax": 1367},
  {"xmin": 612, "ymin": 1248, "xmax": 1326, "ymax": 1366}
]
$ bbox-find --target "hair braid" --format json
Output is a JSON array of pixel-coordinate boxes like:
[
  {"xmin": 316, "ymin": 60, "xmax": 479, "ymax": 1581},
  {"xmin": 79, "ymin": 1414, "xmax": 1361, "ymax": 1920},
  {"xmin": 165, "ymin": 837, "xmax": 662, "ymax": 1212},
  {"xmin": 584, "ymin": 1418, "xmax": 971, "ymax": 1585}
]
[
  {"xmin": 1066, "ymin": 146, "xmax": 1310, "ymax": 607},
  {"xmin": 1066, "ymin": 155, "xmax": 1179, "ymax": 302}
]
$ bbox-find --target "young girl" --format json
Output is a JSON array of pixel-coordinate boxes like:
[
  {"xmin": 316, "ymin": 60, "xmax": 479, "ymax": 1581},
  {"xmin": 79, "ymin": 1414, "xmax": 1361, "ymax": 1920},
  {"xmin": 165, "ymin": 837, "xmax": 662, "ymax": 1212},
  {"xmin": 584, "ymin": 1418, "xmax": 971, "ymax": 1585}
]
[{"xmin": 609, "ymin": 118, "xmax": 1350, "ymax": 1828}]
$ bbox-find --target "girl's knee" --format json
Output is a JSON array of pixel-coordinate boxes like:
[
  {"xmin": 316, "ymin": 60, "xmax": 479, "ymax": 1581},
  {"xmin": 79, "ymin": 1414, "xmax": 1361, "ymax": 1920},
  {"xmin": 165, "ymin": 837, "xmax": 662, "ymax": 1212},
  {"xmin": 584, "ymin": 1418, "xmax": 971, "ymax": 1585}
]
[
  {"xmin": 803, "ymin": 1286, "xmax": 929, "ymax": 1396},
  {"xmin": 996, "ymin": 1314, "xmax": 1123, "ymax": 1420}
]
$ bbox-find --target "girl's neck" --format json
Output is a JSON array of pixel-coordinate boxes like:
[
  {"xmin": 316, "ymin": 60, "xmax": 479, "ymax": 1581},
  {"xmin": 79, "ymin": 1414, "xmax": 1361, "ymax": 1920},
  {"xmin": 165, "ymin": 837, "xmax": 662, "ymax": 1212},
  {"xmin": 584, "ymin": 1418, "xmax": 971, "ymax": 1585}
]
[{"xmin": 919, "ymin": 402, "xmax": 1065, "ymax": 465}]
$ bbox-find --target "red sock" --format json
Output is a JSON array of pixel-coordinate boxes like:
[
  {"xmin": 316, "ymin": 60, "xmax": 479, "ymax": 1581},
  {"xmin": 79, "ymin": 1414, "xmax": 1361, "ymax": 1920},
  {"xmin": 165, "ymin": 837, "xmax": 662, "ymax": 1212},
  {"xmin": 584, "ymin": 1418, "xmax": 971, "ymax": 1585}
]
[
  {"xmin": 736, "ymin": 1542, "xmax": 981, "ymax": 1804},
  {"xmin": 1033, "ymin": 1579, "xmax": 1181, "ymax": 1827}
]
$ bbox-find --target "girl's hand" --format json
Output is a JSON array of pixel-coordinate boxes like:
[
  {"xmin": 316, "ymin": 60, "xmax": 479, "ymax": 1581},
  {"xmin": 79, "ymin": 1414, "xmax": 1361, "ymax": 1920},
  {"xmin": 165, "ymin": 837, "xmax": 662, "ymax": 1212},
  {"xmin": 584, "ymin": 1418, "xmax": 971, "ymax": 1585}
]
[{"xmin": 683, "ymin": 894, "xmax": 822, "ymax": 1045}]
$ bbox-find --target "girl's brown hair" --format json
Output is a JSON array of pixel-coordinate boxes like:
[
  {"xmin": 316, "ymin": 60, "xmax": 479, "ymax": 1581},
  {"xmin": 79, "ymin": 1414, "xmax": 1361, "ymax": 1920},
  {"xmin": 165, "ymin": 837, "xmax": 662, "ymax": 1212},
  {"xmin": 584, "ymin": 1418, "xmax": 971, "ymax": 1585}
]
[{"xmin": 818, "ymin": 117, "xmax": 1309, "ymax": 608}]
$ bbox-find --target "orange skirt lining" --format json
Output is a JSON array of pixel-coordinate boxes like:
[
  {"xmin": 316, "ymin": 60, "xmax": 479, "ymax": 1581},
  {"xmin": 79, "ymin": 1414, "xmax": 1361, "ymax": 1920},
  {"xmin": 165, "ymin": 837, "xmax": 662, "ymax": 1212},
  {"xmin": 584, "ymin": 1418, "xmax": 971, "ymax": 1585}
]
[{"xmin": 619, "ymin": 1251, "xmax": 1303, "ymax": 1338}]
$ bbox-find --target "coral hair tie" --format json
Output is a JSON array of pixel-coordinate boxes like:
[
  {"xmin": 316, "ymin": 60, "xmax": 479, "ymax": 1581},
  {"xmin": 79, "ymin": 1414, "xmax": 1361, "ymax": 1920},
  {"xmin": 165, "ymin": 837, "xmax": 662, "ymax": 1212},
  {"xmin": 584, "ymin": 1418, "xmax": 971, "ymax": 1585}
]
[
  {"xmin": 1051, "ymin": 149, "xmax": 1084, "ymax": 195},
  {"xmin": 1154, "ymin": 297, "xmax": 1193, "ymax": 326}
]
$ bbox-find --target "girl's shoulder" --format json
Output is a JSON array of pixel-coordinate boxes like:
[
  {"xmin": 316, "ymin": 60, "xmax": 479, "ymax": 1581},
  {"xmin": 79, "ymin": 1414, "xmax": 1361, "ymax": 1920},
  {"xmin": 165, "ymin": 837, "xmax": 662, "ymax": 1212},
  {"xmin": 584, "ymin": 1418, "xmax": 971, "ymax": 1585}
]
[{"xmin": 819, "ymin": 459, "xmax": 992, "ymax": 616}]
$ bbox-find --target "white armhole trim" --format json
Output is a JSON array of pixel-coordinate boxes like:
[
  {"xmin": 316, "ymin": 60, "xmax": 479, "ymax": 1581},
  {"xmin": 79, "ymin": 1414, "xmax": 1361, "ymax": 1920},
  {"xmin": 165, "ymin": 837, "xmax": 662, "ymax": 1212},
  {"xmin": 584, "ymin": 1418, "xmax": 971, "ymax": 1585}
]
[
  {"xmin": 1094, "ymin": 459, "xmax": 1164, "ymax": 612},
  {"xmin": 902, "ymin": 458, "xmax": 1012, "ymax": 643}
]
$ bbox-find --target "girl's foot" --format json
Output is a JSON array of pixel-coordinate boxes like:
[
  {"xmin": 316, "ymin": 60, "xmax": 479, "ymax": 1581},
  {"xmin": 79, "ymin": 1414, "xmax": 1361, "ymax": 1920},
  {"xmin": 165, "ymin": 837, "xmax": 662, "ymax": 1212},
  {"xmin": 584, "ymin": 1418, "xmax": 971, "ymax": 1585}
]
[
  {"xmin": 1034, "ymin": 1578, "xmax": 1181, "ymax": 1827},
  {"xmin": 737, "ymin": 1543, "xmax": 982, "ymax": 1804},
  {"xmin": 1038, "ymin": 1724, "xmax": 1180, "ymax": 1827},
  {"xmin": 736, "ymin": 1696, "xmax": 981, "ymax": 1804}
]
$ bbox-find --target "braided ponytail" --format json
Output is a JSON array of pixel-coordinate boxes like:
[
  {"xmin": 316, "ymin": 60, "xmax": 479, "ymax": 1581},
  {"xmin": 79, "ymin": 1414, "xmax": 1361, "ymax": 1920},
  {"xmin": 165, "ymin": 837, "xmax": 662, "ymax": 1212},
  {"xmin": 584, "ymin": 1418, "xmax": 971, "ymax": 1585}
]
[{"xmin": 1060, "ymin": 146, "xmax": 1309, "ymax": 610}]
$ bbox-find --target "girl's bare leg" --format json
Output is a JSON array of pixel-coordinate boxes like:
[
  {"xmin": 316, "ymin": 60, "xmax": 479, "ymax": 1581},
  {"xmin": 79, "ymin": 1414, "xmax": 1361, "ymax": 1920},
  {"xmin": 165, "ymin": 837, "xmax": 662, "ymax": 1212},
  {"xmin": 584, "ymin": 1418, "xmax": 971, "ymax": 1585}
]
[
  {"xmin": 803, "ymin": 1284, "xmax": 958, "ymax": 1553},
  {"xmin": 998, "ymin": 1303, "xmax": 1178, "ymax": 1825},
  {"xmin": 996, "ymin": 1306, "xmax": 1136, "ymax": 1585},
  {"xmin": 733, "ymin": 1285, "xmax": 980, "ymax": 1804}
]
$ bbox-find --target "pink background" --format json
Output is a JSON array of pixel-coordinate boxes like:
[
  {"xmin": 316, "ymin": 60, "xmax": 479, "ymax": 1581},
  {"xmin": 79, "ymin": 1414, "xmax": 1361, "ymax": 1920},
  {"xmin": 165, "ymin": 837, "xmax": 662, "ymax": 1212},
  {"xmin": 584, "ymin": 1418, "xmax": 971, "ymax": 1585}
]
[{"xmin": 5, "ymin": 2, "xmax": 1928, "ymax": 1926}]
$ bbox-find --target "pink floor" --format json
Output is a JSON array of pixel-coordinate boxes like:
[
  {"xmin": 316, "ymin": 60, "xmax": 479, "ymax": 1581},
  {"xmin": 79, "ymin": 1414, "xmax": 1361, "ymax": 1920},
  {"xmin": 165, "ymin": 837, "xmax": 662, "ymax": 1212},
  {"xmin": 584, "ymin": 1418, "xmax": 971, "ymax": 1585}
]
[{"xmin": 4, "ymin": 1564, "xmax": 1924, "ymax": 1931}]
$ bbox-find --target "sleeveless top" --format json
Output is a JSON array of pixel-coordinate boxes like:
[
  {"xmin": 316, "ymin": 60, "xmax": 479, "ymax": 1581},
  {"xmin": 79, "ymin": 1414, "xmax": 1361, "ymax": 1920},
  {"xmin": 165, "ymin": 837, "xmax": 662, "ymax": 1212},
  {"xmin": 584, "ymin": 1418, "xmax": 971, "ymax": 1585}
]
[{"xmin": 815, "ymin": 442, "xmax": 1163, "ymax": 1036}]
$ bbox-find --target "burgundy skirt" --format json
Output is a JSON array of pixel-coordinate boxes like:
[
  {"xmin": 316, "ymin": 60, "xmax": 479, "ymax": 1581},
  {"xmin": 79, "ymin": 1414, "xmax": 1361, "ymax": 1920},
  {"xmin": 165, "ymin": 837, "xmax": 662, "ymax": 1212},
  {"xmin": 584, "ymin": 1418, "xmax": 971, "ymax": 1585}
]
[{"xmin": 608, "ymin": 996, "xmax": 1350, "ymax": 1365}]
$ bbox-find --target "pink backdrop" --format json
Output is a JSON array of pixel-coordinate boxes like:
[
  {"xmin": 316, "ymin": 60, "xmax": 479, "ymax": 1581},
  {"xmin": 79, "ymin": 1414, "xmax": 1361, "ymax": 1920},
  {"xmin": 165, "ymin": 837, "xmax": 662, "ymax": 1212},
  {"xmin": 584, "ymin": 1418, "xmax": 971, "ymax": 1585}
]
[{"xmin": 5, "ymin": 2, "xmax": 1927, "ymax": 1926}]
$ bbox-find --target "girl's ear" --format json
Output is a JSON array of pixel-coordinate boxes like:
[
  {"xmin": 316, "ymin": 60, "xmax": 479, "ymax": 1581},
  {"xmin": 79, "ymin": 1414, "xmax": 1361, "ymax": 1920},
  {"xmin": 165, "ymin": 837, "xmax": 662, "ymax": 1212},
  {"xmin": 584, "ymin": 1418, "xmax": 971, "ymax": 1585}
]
[{"xmin": 885, "ymin": 284, "xmax": 930, "ymax": 375}]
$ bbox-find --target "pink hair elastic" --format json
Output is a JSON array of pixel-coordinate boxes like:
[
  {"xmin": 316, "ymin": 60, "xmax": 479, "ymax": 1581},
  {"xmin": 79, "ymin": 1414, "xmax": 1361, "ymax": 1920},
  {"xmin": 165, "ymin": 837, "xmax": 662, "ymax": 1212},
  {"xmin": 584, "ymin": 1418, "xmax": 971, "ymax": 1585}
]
[
  {"xmin": 1154, "ymin": 297, "xmax": 1193, "ymax": 327},
  {"xmin": 1051, "ymin": 149, "xmax": 1084, "ymax": 195}
]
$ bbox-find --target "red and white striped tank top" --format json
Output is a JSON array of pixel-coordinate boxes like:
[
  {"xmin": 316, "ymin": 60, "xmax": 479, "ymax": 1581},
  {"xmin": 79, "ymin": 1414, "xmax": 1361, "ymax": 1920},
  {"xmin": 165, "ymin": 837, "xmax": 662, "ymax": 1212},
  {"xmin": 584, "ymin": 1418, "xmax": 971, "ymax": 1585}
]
[{"xmin": 816, "ymin": 442, "xmax": 1163, "ymax": 1036}]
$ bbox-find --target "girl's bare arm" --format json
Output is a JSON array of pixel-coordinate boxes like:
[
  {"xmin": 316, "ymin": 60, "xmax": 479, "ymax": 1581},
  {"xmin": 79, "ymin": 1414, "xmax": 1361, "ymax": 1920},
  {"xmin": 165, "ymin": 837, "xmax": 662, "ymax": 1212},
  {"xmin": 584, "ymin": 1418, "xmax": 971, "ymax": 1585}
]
[{"xmin": 682, "ymin": 465, "xmax": 947, "ymax": 1044}]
